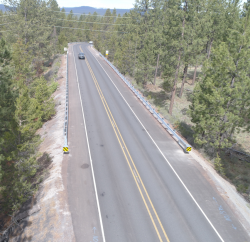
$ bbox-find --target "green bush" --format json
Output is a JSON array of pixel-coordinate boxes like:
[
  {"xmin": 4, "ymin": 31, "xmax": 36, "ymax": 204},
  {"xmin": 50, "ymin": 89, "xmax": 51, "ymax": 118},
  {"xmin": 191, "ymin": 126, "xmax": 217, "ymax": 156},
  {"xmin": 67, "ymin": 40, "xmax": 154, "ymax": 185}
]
[
  {"xmin": 49, "ymin": 81, "xmax": 59, "ymax": 94},
  {"xmin": 237, "ymin": 184, "xmax": 248, "ymax": 193},
  {"xmin": 214, "ymin": 153, "xmax": 225, "ymax": 176}
]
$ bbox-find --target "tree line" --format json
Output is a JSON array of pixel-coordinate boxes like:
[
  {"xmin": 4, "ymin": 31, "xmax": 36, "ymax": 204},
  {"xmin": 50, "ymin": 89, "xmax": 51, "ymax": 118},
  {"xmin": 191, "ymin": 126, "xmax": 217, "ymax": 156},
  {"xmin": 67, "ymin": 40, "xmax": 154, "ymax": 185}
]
[{"xmin": 0, "ymin": 0, "xmax": 59, "ymax": 213}]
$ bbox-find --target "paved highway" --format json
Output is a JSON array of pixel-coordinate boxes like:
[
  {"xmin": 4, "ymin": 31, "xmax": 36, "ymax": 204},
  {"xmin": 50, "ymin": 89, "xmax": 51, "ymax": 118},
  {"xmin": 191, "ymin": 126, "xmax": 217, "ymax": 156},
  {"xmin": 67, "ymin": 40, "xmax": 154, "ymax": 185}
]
[{"xmin": 65, "ymin": 43, "xmax": 249, "ymax": 242}]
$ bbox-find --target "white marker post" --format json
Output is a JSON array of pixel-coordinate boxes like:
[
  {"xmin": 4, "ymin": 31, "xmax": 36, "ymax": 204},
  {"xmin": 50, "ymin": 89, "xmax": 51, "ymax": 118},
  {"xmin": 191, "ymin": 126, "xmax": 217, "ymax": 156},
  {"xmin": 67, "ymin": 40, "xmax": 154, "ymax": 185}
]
[{"xmin": 106, "ymin": 50, "xmax": 109, "ymax": 59}]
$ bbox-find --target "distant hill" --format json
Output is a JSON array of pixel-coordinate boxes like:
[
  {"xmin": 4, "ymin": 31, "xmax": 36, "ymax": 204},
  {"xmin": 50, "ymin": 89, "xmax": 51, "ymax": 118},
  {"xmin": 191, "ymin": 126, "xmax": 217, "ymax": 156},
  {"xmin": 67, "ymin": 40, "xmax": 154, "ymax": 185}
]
[
  {"xmin": 0, "ymin": 4, "xmax": 6, "ymax": 12},
  {"xmin": 0, "ymin": 4, "xmax": 131, "ymax": 16},
  {"xmin": 61, "ymin": 6, "xmax": 131, "ymax": 16}
]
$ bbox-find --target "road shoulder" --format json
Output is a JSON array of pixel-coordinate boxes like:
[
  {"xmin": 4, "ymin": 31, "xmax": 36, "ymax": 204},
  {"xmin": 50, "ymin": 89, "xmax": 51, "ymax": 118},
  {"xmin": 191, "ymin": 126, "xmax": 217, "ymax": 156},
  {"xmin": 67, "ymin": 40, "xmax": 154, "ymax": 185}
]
[{"xmin": 66, "ymin": 43, "xmax": 104, "ymax": 242}]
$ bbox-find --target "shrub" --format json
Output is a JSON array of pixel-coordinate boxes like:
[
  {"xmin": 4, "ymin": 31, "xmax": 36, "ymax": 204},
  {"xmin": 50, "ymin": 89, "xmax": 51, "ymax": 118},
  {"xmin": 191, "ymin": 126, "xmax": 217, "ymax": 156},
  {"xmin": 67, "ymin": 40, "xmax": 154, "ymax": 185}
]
[{"xmin": 214, "ymin": 153, "xmax": 225, "ymax": 176}]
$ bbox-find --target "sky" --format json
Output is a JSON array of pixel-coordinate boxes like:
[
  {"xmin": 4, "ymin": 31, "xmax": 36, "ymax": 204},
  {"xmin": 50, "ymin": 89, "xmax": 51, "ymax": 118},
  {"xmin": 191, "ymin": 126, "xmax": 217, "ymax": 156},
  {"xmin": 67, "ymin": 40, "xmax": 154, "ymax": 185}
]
[{"xmin": 56, "ymin": 0, "xmax": 135, "ymax": 9}]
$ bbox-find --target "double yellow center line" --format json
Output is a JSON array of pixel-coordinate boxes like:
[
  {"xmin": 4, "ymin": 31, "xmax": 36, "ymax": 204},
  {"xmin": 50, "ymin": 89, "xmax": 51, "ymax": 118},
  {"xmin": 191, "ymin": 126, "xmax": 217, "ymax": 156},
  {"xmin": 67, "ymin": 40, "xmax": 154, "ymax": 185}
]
[{"xmin": 82, "ymin": 47, "xmax": 170, "ymax": 242}]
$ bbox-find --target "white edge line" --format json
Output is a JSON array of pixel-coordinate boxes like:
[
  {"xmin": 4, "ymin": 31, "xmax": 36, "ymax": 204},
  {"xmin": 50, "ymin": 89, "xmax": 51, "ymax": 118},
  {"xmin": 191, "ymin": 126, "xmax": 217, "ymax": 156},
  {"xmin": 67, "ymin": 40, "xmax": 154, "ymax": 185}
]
[
  {"xmin": 72, "ymin": 44, "xmax": 106, "ymax": 242},
  {"xmin": 88, "ymin": 46, "xmax": 224, "ymax": 242}
]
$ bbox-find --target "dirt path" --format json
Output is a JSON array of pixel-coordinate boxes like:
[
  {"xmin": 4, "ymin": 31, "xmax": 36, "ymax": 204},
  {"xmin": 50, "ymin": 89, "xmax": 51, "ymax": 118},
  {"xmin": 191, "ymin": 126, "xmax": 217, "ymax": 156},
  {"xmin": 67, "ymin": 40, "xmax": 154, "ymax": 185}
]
[{"xmin": 10, "ymin": 54, "xmax": 75, "ymax": 242}]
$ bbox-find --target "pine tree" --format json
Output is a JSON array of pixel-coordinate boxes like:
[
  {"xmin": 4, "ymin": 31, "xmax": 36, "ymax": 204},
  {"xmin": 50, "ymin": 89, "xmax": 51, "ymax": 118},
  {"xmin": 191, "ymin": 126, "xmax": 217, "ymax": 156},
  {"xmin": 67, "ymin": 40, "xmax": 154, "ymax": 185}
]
[
  {"xmin": 150, "ymin": 0, "xmax": 164, "ymax": 85},
  {"xmin": 179, "ymin": 0, "xmax": 206, "ymax": 97},
  {"xmin": 4, "ymin": 0, "xmax": 54, "ymax": 61},
  {"xmin": 133, "ymin": 0, "xmax": 156, "ymax": 85},
  {"xmin": 203, "ymin": 0, "xmax": 228, "ymax": 59},
  {"xmin": 0, "ymin": 38, "xmax": 17, "ymax": 186},
  {"xmin": 48, "ymin": 0, "xmax": 60, "ymax": 55},
  {"xmin": 0, "ymin": 38, "xmax": 40, "ymax": 212},
  {"xmin": 161, "ymin": 0, "xmax": 187, "ymax": 115},
  {"xmin": 189, "ymin": 19, "xmax": 250, "ymax": 151}
]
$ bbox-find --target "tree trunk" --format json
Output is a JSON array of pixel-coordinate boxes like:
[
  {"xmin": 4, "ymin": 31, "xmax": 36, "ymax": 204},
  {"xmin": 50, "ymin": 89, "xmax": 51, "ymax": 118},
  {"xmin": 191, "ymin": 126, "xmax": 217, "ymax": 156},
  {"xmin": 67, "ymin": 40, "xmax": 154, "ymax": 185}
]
[
  {"xmin": 25, "ymin": 7, "xmax": 27, "ymax": 45},
  {"xmin": 144, "ymin": 73, "xmax": 147, "ymax": 86},
  {"xmin": 133, "ymin": 36, "xmax": 138, "ymax": 77},
  {"xmin": 192, "ymin": 64, "xmax": 197, "ymax": 85},
  {"xmin": 169, "ymin": 0, "xmax": 187, "ymax": 115},
  {"xmin": 179, "ymin": 64, "xmax": 188, "ymax": 98},
  {"xmin": 207, "ymin": 38, "xmax": 213, "ymax": 59},
  {"xmin": 154, "ymin": 54, "xmax": 160, "ymax": 85},
  {"xmin": 53, "ymin": 26, "xmax": 57, "ymax": 55},
  {"xmin": 169, "ymin": 52, "xmax": 181, "ymax": 115}
]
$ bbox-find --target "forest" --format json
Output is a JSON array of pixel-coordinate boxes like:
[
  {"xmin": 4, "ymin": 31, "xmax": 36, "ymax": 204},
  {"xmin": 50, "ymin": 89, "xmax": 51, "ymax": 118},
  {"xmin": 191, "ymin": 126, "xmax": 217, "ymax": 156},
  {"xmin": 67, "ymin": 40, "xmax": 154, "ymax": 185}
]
[{"xmin": 0, "ymin": 0, "xmax": 250, "ymax": 216}]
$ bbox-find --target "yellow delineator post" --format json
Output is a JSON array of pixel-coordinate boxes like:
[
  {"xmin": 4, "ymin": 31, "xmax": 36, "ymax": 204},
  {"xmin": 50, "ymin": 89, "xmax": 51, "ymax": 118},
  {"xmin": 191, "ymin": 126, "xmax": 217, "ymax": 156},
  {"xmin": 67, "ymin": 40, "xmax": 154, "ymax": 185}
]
[
  {"xmin": 178, "ymin": 139, "xmax": 192, "ymax": 153},
  {"xmin": 63, "ymin": 136, "xmax": 69, "ymax": 153}
]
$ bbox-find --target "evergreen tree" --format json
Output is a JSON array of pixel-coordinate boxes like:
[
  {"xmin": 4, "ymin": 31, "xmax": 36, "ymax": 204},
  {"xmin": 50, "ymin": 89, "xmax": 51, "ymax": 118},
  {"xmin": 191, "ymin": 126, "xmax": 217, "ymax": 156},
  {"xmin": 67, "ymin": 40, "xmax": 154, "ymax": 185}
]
[
  {"xmin": 0, "ymin": 39, "xmax": 17, "ymax": 186},
  {"xmin": 4, "ymin": 0, "xmax": 54, "ymax": 61},
  {"xmin": 189, "ymin": 12, "xmax": 250, "ymax": 152},
  {"xmin": 161, "ymin": 0, "xmax": 187, "ymax": 115},
  {"xmin": 178, "ymin": 0, "xmax": 205, "ymax": 97},
  {"xmin": 133, "ymin": 0, "xmax": 155, "ymax": 85}
]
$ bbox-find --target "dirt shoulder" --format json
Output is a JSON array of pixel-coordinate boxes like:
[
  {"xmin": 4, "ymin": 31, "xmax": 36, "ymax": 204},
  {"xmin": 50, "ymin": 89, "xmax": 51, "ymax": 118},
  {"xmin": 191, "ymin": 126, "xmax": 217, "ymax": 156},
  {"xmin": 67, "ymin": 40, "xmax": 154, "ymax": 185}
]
[{"xmin": 9, "ymin": 54, "xmax": 75, "ymax": 242}]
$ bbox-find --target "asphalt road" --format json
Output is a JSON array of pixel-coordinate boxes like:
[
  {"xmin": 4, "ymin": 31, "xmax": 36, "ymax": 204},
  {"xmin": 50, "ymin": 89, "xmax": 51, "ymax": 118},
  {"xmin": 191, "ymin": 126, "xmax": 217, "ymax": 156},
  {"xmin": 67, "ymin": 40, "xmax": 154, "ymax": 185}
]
[{"xmin": 66, "ymin": 43, "xmax": 250, "ymax": 242}]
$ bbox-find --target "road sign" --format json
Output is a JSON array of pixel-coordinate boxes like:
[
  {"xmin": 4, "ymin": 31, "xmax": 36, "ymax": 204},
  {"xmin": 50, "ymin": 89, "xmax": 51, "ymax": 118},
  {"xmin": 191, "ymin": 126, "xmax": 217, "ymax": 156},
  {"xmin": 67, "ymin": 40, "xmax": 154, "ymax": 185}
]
[
  {"xmin": 64, "ymin": 47, "xmax": 68, "ymax": 51},
  {"xmin": 186, "ymin": 147, "xmax": 192, "ymax": 152},
  {"xmin": 106, "ymin": 50, "xmax": 109, "ymax": 55},
  {"xmin": 63, "ymin": 147, "xmax": 69, "ymax": 153}
]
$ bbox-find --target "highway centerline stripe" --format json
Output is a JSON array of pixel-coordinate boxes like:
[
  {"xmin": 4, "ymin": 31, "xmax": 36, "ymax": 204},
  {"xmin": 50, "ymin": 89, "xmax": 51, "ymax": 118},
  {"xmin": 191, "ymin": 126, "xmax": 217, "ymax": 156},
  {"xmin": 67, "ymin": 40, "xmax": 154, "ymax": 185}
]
[
  {"xmin": 87, "ymin": 45, "xmax": 225, "ymax": 242},
  {"xmin": 85, "ymin": 57, "xmax": 163, "ymax": 242},
  {"xmin": 82, "ymin": 47, "xmax": 170, "ymax": 242}
]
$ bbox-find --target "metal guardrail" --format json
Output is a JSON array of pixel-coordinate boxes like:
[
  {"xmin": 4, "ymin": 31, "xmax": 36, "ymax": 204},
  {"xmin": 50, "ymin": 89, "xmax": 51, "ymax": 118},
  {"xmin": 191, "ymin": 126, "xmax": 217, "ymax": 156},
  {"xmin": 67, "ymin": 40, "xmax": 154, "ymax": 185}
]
[
  {"xmin": 99, "ymin": 52, "xmax": 192, "ymax": 153},
  {"xmin": 63, "ymin": 50, "xmax": 69, "ymax": 153}
]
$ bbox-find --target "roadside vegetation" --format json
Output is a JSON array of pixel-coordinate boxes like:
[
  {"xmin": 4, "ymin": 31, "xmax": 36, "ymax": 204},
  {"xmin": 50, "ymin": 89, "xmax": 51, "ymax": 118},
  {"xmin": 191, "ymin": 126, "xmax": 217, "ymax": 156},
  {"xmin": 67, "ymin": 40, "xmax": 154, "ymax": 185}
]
[
  {"xmin": 0, "ymin": 0, "xmax": 250, "ymax": 231},
  {"xmin": 0, "ymin": 0, "xmax": 63, "ymax": 230},
  {"xmin": 27, "ymin": 0, "xmax": 249, "ymax": 201}
]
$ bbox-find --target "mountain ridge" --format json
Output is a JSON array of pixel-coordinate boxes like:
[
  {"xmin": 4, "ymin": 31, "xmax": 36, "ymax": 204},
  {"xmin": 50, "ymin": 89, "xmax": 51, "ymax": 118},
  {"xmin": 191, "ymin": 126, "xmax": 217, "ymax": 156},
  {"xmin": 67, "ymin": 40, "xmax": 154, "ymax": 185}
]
[{"xmin": 0, "ymin": 4, "xmax": 131, "ymax": 15}]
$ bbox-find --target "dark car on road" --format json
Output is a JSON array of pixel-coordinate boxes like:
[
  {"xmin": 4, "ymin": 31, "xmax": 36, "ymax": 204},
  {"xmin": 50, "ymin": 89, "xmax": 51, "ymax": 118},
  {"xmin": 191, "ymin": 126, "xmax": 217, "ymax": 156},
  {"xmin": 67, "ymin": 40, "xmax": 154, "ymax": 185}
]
[{"xmin": 78, "ymin": 52, "xmax": 85, "ymax": 59}]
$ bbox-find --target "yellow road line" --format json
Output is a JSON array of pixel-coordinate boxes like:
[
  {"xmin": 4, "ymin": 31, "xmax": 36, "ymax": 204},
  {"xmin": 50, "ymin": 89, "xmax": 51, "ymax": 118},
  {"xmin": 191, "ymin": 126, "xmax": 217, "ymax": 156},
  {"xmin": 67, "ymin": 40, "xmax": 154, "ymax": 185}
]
[
  {"xmin": 85, "ymin": 58, "xmax": 163, "ymax": 242},
  {"xmin": 81, "ymin": 46, "xmax": 170, "ymax": 242}
]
